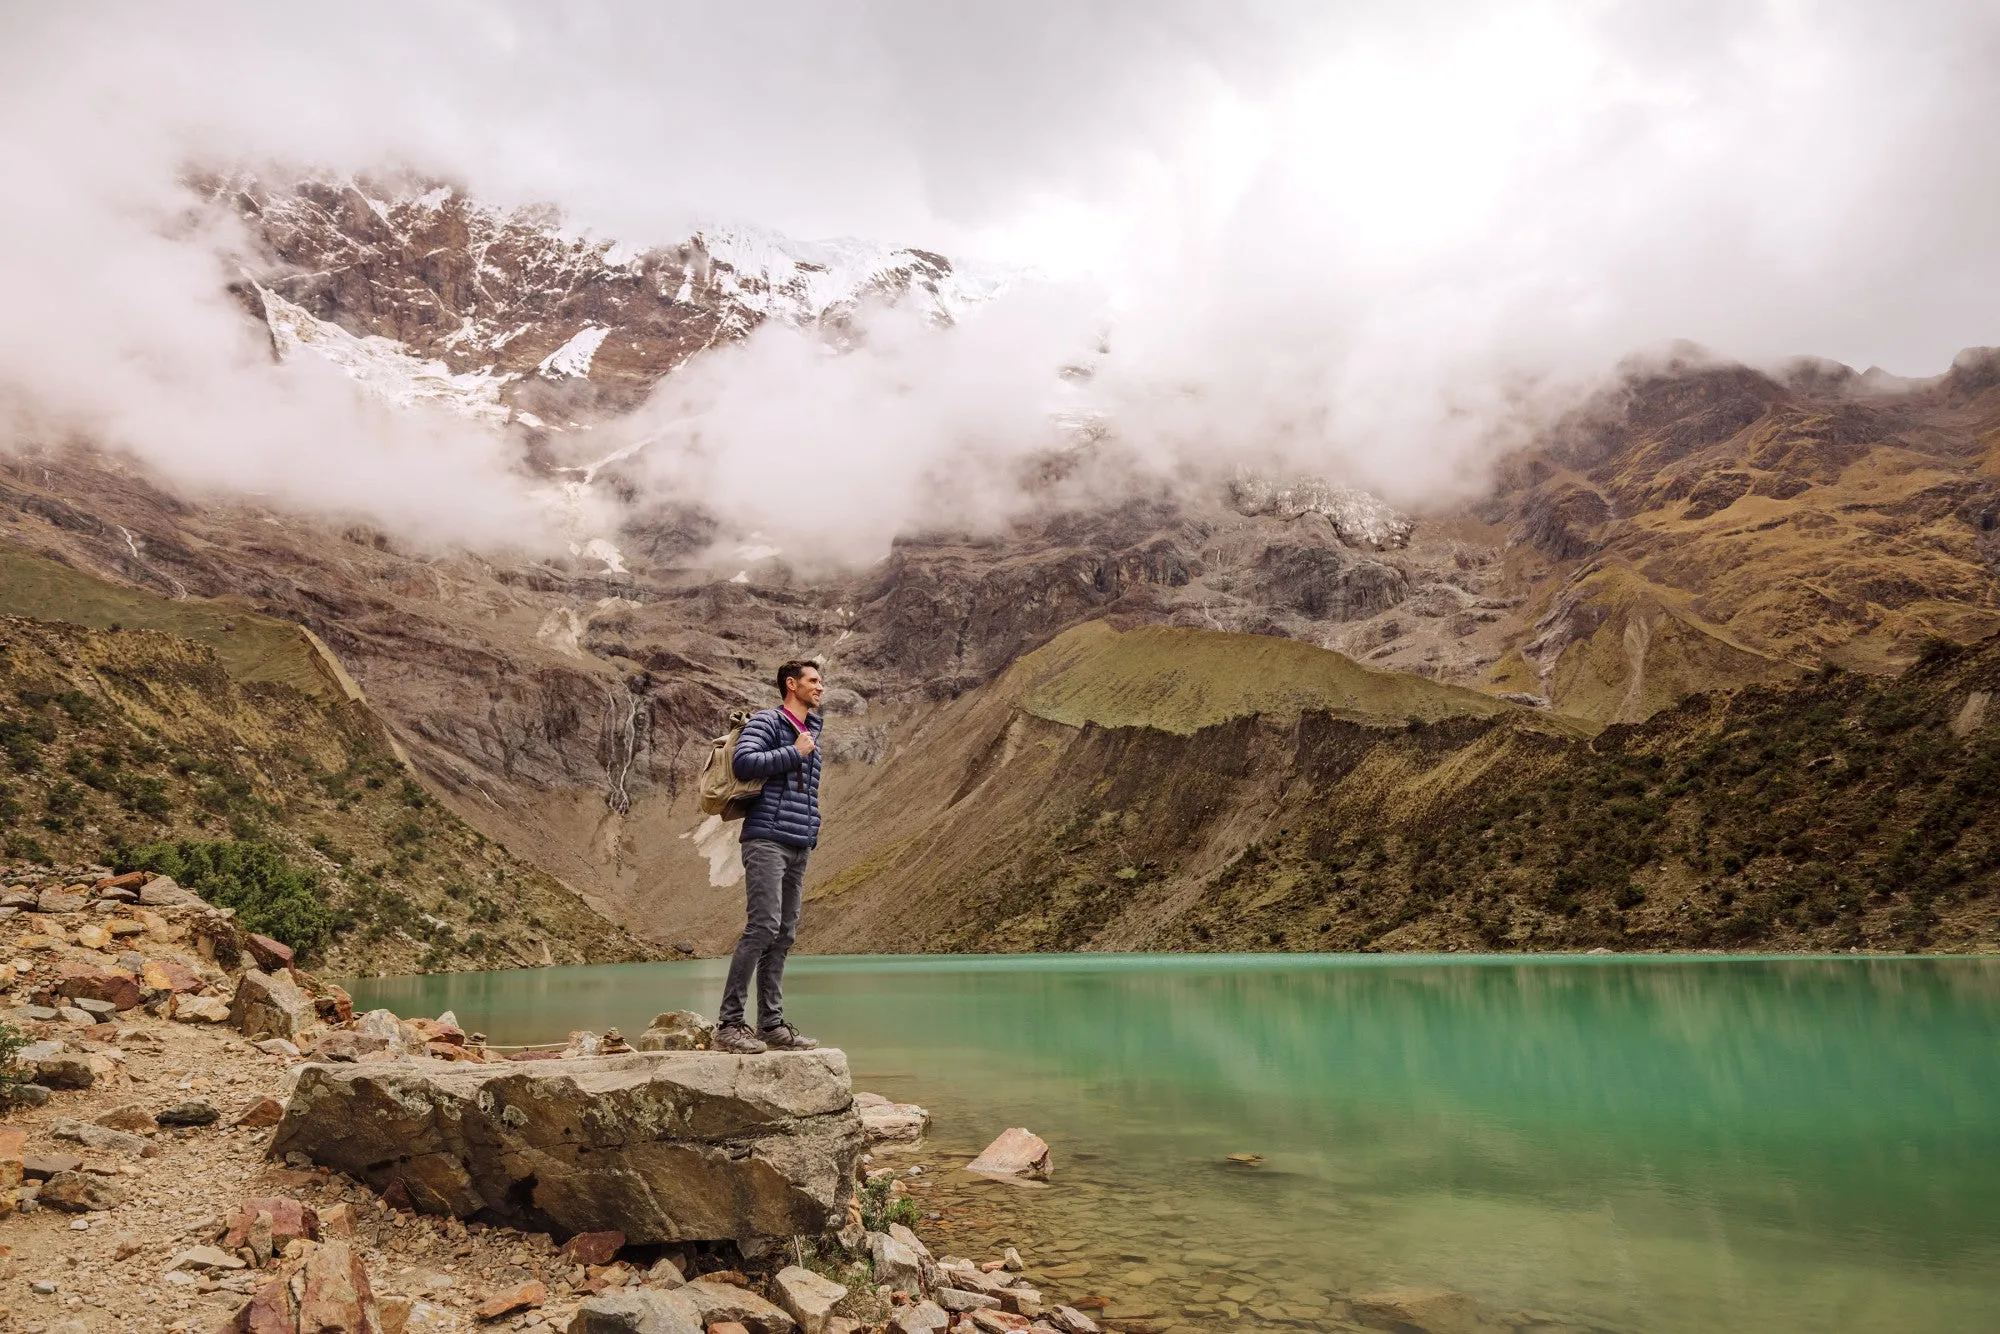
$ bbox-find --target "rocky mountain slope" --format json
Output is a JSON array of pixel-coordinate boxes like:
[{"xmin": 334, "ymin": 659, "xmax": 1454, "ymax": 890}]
[
  {"xmin": 2, "ymin": 174, "xmax": 1999, "ymax": 957},
  {"xmin": 0, "ymin": 553, "xmax": 650, "ymax": 973}
]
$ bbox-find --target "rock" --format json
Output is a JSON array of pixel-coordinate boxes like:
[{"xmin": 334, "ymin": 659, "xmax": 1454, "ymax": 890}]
[
  {"xmin": 222, "ymin": 1196, "xmax": 319, "ymax": 1256},
  {"xmin": 679, "ymin": 1279, "xmax": 796, "ymax": 1334},
  {"xmin": 138, "ymin": 876, "xmax": 197, "ymax": 907},
  {"xmin": 887, "ymin": 1223, "xmax": 932, "ymax": 1261},
  {"xmin": 255, "ymin": 1037, "xmax": 303, "ymax": 1058},
  {"xmin": 709, "ymin": 1324, "xmax": 751, "ymax": 1334},
  {"xmin": 52, "ymin": 1119, "xmax": 156, "ymax": 1158},
  {"xmin": 8, "ymin": 1082, "xmax": 51, "ymax": 1108},
  {"xmin": 56, "ymin": 1005, "xmax": 102, "ymax": 1026},
  {"xmin": 231, "ymin": 968, "xmax": 317, "ymax": 1042},
  {"xmin": 38, "ymin": 1170, "xmax": 132, "ymax": 1212},
  {"xmin": 854, "ymin": 1092, "xmax": 930, "ymax": 1145},
  {"xmin": 234, "ymin": 1095, "xmax": 287, "ymax": 1127},
  {"xmin": 94, "ymin": 871, "xmax": 148, "ymax": 892},
  {"xmin": 633, "ymin": 1010, "xmax": 714, "ymax": 1051},
  {"xmin": 868, "ymin": 1231, "xmax": 928, "ymax": 1294},
  {"xmin": 0, "ymin": 1125, "xmax": 23, "ymax": 1219},
  {"xmin": 74, "ymin": 924, "xmax": 112, "ymax": 950},
  {"xmin": 567, "ymin": 1288, "xmax": 703, "ymax": 1333},
  {"xmin": 561, "ymin": 1231, "xmax": 626, "ymax": 1267},
  {"xmin": 29, "ymin": 1055, "xmax": 96, "ymax": 1089},
  {"xmin": 964, "ymin": 1129, "xmax": 1051, "ymax": 1181},
  {"xmin": 172, "ymin": 993, "xmax": 232, "ymax": 1023},
  {"xmin": 169, "ymin": 1244, "xmax": 249, "ymax": 1271},
  {"xmin": 889, "ymin": 1302, "xmax": 950, "ymax": 1334},
  {"xmin": 16, "ymin": 1006, "xmax": 60, "ymax": 1023},
  {"xmin": 643, "ymin": 1256, "xmax": 685, "ymax": 1289},
  {"xmin": 272, "ymin": 1051, "xmax": 865, "ymax": 1243},
  {"xmin": 1351, "ymin": 1287, "xmax": 1484, "ymax": 1334},
  {"xmin": 294, "ymin": 1240, "xmax": 384, "ymax": 1332},
  {"xmin": 996, "ymin": 1287, "xmax": 1042, "ymax": 1317},
  {"xmin": 475, "ymin": 1278, "xmax": 548, "ymax": 1320},
  {"xmin": 320, "ymin": 1201, "xmax": 356, "ymax": 1237},
  {"xmin": 94, "ymin": 1102, "xmax": 158, "ymax": 1132},
  {"xmin": 968, "ymin": 1312, "xmax": 1029, "ymax": 1334},
  {"xmin": 1046, "ymin": 1308, "xmax": 1099, "ymax": 1334},
  {"xmin": 142, "ymin": 958, "xmax": 203, "ymax": 994},
  {"xmin": 308, "ymin": 1030, "xmax": 395, "ymax": 1062},
  {"xmin": 22, "ymin": 1151, "xmax": 83, "ymax": 1179},
  {"xmin": 157, "ymin": 1098, "xmax": 220, "ymax": 1126},
  {"xmin": 773, "ymin": 1266, "xmax": 847, "ymax": 1334},
  {"xmin": 221, "ymin": 1274, "xmax": 295, "ymax": 1334},
  {"xmin": 244, "ymin": 933, "xmax": 296, "ymax": 972},
  {"xmin": 396, "ymin": 1298, "xmax": 467, "ymax": 1332},
  {"xmin": 936, "ymin": 1289, "xmax": 1000, "ymax": 1313},
  {"xmin": 1002, "ymin": 1248, "xmax": 1023, "ymax": 1273},
  {"xmin": 0, "ymin": 888, "xmax": 36, "ymax": 909},
  {"xmin": 37, "ymin": 891, "xmax": 85, "ymax": 914}
]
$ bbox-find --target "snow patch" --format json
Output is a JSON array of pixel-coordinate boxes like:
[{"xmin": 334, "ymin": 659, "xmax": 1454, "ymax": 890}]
[
  {"xmin": 1228, "ymin": 472, "xmax": 1415, "ymax": 549},
  {"xmin": 259, "ymin": 286, "xmax": 514, "ymax": 425},
  {"xmin": 538, "ymin": 325, "xmax": 610, "ymax": 379}
]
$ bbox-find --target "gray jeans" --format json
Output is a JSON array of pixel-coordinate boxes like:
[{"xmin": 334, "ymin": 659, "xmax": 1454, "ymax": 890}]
[{"xmin": 719, "ymin": 839, "xmax": 810, "ymax": 1029}]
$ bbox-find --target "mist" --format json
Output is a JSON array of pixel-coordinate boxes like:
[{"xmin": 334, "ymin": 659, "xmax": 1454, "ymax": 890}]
[{"xmin": 3, "ymin": 1, "xmax": 1999, "ymax": 557}]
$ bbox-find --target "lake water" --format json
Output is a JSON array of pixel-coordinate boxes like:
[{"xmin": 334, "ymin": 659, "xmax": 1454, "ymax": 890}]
[{"xmin": 347, "ymin": 954, "xmax": 2000, "ymax": 1334}]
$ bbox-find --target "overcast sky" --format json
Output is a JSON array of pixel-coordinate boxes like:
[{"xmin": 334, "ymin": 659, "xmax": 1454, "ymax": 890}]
[{"xmin": 3, "ymin": 1, "xmax": 1999, "ymax": 548}]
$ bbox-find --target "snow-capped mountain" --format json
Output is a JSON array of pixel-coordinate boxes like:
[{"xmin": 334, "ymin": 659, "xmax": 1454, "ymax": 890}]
[{"xmin": 222, "ymin": 174, "xmax": 1011, "ymax": 424}]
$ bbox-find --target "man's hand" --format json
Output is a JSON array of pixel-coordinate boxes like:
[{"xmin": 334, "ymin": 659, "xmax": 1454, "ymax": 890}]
[{"xmin": 794, "ymin": 727, "xmax": 816, "ymax": 759}]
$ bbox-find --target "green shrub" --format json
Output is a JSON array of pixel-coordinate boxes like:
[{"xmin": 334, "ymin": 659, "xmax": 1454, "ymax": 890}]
[
  {"xmin": 0, "ymin": 1019, "xmax": 31, "ymax": 1102},
  {"xmin": 115, "ymin": 839, "xmax": 333, "ymax": 958},
  {"xmin": 858, "ymin": 1173, "xmax": 919, "ymax": 1232}
]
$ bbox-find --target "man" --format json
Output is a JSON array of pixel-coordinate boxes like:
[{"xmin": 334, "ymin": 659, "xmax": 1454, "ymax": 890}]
[{"xmin": 715, "ymin": 658, "xmax": 826, "ymax": 1054}]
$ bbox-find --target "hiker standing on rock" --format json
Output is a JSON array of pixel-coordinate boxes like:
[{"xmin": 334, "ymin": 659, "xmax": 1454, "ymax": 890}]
[{"xmin": 715, "ymin": 659, "xmax": 825, "ymax": 1054}]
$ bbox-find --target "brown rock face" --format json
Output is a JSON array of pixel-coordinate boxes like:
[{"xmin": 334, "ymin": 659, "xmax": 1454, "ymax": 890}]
[
  {"xmin": 245, "ymin": 933, "xmax": 296, "ymax": 972},
  {"xmin": 39, "ymin": 1170, "xmax": 132, "ymax": 1212},
  {"xmin": 270, "ymin": 1051, "xmax": 863, "ymax": 1243},
  {"xmin": 559, "ymin": 1230, "xmax": 625, "ymax": 1267},
  {"xmin": 0, "ymin": 1125, "xmax": 24, "ymax": 1219},
  {"xmin": 222, "ymin": 1196, "xmax": 320, "ymax": 1256},
  {"xmin": 58, "ymin": 968, "xmax": 143, "ymax": 1011},
  {"xmin": 230, "ymin": 969, "xmax": 316, "ymax": 1042}
]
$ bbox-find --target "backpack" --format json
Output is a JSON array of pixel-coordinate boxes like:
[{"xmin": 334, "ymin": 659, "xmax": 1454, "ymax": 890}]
[{"xmin": 699, "ymin": 710, "xmax": 766, "ymax": 820}]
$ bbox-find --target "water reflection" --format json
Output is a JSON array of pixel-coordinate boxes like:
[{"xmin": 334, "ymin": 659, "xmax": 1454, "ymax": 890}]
[{"xmin": 350, "ymin": 955, "xmax": 2000, "ymax": 1333}]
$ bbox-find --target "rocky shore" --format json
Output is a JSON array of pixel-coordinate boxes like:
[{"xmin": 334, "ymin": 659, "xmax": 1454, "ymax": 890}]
[{"xmin": 0, "ymin": 866, "xmax": 1528, "ymax": 1334}]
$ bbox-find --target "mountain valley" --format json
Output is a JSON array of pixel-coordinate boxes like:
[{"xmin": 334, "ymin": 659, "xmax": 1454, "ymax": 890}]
[{"xmin": 3, "ymin": 175, "xmax": 2000, "ymax": 959}]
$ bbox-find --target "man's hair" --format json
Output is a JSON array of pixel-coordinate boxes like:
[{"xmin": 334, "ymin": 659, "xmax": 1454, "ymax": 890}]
[{"xmin": 775, "ymin": 659, "xmax": 820, "ymax": 698}]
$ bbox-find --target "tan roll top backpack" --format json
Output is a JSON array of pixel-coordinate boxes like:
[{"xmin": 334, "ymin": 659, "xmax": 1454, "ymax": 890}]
[{"xmin": 699, "ymin": 709, "xmax": 765, "ymax": 820}]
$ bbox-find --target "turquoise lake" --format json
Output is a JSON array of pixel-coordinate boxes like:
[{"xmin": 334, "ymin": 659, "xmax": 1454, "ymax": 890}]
[{"xmin": 348, "ymin": 954, "xmax": 2000, "ymax": 1333}]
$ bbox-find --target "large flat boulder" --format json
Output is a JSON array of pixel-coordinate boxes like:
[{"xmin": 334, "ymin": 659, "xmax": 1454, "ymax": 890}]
[{"xmin": 271, "ymin": 1050, "xmax": 864, "ymax": 1244}]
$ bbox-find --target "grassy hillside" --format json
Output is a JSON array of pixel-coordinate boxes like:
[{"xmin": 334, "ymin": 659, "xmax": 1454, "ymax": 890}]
[
  {"xmin": 1016, "ymin": 621, "xmax": 1516, "ymax": 733},
  {"xmin": 804, "ymin": 621, "xmax": 2000, "ymax": 957},
  {"xmin": 0, "ymin": 547, "xmax": 336, "ymax": 696},
  {"xmin": 0, "ymin": 608, "xmax": 653, "ymax": 974},
  {"xmin": 1159, "ymin": 634, "xmax": 2000, "ymax": 955}
]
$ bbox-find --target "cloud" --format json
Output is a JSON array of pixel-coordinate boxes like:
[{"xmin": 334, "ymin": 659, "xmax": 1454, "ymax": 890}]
[{"xmin": 2, "ymin": 1, "xmax": 1998, "ymax": 554}]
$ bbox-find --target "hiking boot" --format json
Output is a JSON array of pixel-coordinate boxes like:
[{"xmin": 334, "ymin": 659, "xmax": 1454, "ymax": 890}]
[
  {"xmin": 714, "ymin": 1023, "xmax": 768, "ymax": 1054},
  {"xmin": 758, "ymin": 1021, "xmax": 819, "ymax": 1051}
]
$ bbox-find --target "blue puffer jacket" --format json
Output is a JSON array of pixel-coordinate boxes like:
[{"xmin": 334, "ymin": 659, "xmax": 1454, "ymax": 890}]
[{"xmin": 732, "ymin": 708, "xmax": 824, "ymax": 848}]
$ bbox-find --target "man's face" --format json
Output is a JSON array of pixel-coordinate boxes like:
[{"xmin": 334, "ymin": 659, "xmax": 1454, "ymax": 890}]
[{"xmin": 790, "ymin": 666, "xmax": 824, "ymax": 710}]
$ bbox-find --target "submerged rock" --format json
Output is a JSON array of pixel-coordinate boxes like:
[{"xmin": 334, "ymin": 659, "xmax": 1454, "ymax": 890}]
[
  {"xmin": 964, "ymin": 1128, "xmax": 1052, "ymax": 1181},
  {"xmin": 271, "ymin": 1050, "xmax": 864, "ymax": 1243}
]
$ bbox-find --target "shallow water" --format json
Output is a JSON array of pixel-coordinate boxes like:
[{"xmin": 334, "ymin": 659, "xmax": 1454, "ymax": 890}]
[{"xmin": 348, "ymin": 954, "xmax": 2000, "ymax": 1333}]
